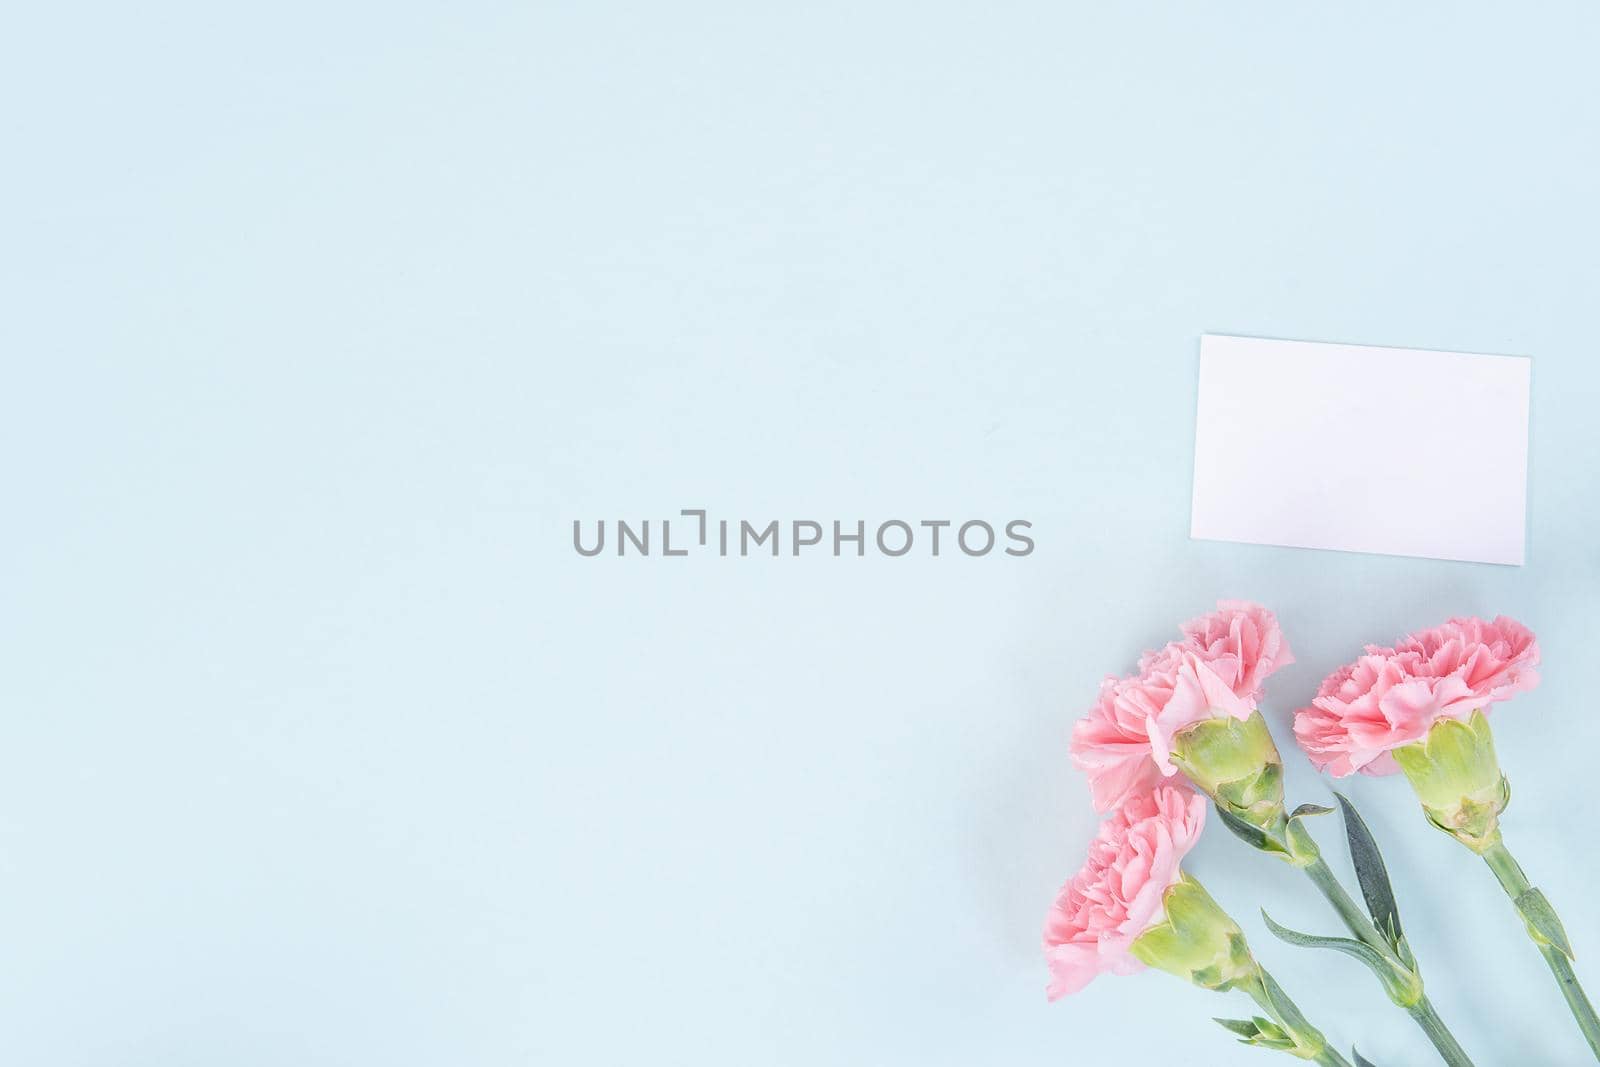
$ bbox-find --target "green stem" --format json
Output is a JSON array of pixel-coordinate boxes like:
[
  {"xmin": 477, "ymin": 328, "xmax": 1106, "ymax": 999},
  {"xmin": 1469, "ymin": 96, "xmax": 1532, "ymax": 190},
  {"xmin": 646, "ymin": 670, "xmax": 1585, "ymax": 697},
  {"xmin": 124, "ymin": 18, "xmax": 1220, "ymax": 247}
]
[
  {"xmin": 1302, "ymin": 856, "xmax": 1391, "ymax": 955},
  {"xmin": 1411, "ymin": 996, "xmax": 1474, "ymax": 1067},
  {"xmin": 1242, "ymin": 968, "xmax": 1354, "ymax": 1067},
  {"xmin": 1311, "ymin": 1047, "xmax": 1353, "ymax": 1067},
  {"xmin": 1483, "ymin": 838, "xmax": 1600, "ymax": 1061},
  {"xmin": 1301, "ymin": 855, "xmax": 1475, "ymax": 1067}
]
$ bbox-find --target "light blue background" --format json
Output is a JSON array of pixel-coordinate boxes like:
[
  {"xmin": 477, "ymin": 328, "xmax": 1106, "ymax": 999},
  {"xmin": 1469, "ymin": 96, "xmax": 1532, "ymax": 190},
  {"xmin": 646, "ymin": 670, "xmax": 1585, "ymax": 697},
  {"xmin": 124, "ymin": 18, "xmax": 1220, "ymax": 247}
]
[{"xmin": 6, "ymin": 3, "xmax": 1600, "ymax": 1064}]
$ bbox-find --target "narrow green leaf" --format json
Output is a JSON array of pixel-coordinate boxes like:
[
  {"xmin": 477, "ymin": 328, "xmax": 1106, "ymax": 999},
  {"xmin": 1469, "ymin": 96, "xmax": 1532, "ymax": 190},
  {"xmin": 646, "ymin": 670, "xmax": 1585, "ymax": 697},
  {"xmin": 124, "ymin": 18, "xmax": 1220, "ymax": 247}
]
[
  {"xmin": 1395, "ymin": 931, "xmax": 1417, "ymax": 972},
  {"xmin": 1353, "ymin": 1049, "xmax": 1378, "ymax": 1067},
  {"xmin": 1241, "ymin": 1001, "xmax": 1297, "ymax": 1050},
  {"xmin": 1214, "ymin": 1017, "xmax": 1260, "ymax": 1038},
  {"xmin": 1334, "ymin": 791, "xmax": 1404, "ymax": 945},
  {"xmin": 1516, "ymin": 887, "xmax": 1576, "ymax": 959},
  {"xmin": 1290, "ymin": 802, "xmax": 1334, "ymax": 819},
  {"xmin": 1263, "ymin": 910, "xmax": 1422, "ymax": 1006},
  {"xmin": 1258, "ymin": 972, "xmax": 1297, "ymax": 1029},
  {"xmin": 1260, "ymin": 910, "xmax": 1389, "ymax": 972},
  {"xmin": 1214, "ymin": 801, "xmax": 1289, "ymax": 854},
  {"xmin": 1283, "ymin": 815, "xmax": 1320, "ymax": 867},
  {"xmin": 1251, "ymin": 1015, "xmax": 1284, "ymax": 1038}
]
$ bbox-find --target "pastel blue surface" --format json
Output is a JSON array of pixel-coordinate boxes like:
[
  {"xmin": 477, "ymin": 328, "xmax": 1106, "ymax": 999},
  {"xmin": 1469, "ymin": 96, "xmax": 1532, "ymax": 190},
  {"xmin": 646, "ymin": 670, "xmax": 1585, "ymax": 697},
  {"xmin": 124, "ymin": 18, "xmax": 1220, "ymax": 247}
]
[{"xmin": 6, "ymin": 4, "xmax": 1600, "ymax": 1064}]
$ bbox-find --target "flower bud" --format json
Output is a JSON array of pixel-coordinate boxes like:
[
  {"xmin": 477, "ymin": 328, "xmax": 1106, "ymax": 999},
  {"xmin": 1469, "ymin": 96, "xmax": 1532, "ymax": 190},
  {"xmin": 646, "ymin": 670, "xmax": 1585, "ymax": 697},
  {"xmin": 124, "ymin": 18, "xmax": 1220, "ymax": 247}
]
[
  {"xmin": 1129, "ymin": 873, "xmax": 1259, "ymax": 992},
  {"xmin": 1391, "ymin": 709, "xmax": 1508, "ymax": 853},
  {"xmin": 1169, "ymin": 710, "xmax": 1286, "ymax": 832}
]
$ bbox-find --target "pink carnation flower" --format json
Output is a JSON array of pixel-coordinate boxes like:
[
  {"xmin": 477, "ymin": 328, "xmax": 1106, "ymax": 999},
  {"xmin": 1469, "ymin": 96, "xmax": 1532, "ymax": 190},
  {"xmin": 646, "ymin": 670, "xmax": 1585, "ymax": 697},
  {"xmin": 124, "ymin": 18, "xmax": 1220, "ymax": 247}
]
[
  {"xmin": 1072, "ymin": 601, "xmax": 1292, "ymax": 812},
  {"xmin": 1042, "ymin": 784, "xmax": 1207, "ymax": 998},
  {"xmin": 1293, "ymin": 615, "xmax": 1540, "ymax": 777},
  {"xmin": 1174, "ymin": 599, "xmax": 1294, "ymax": 702}
]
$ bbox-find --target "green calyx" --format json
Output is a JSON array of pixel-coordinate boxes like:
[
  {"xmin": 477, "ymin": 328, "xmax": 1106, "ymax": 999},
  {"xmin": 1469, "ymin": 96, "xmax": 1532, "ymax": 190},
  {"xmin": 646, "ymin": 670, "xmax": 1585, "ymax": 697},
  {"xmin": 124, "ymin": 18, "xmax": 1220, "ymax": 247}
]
[
  {"xmin": 1392, "ymin": 709, "xmax": 1509, "ymax": 854},
  {"xmin": 1130, "ymin": 873, "xmax": 1260, "ymax": 992},
  {"xmin": 1171, "ymin": 711, "xmax": 1287, "ymax": 831}
]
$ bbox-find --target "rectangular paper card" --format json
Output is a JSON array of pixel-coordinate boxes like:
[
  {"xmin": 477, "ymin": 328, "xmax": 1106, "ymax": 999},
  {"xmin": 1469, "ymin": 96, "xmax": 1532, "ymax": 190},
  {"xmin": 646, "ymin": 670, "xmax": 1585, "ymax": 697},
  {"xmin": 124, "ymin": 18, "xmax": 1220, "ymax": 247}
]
[{"xmin": 1191, "ymin": 334, "xmax": 1530, "ymax": 565}]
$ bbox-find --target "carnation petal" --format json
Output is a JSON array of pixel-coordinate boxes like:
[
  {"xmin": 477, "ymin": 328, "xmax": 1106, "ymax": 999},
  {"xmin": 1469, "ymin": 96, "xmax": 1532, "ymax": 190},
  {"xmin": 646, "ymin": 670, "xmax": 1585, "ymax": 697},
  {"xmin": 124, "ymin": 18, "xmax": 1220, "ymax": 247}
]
[
  {"xmin": 1041, "ymin": 784, "xmax": 1202, "ymax": 996},
  {"xmin": 1291, "ymin": 615, "xmax": 1539, "ymax": 777}
]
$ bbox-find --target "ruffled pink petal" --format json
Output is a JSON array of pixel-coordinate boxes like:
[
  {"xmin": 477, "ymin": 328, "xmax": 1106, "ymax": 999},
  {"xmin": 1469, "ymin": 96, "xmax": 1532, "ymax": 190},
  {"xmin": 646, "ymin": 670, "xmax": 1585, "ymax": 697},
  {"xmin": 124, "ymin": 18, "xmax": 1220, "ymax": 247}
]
[
  {"xmin": 1045, "ymin": 941, "xmax": 1108, "ymax": 1000},
  {"xmin": 1292, "ymin": 615, "xmax": 1540, "ymax": 777},
  {"xmin": 1072, "ymin": 601, "xmax": 1288, "ymax": 809},
  {"xmin": 1148, "ymin": 654, "xmax": 1256, "ymax": 773},
  {"xmin": 1041, "ymin": 785, "xmax": 1204, "ymax": 998}
]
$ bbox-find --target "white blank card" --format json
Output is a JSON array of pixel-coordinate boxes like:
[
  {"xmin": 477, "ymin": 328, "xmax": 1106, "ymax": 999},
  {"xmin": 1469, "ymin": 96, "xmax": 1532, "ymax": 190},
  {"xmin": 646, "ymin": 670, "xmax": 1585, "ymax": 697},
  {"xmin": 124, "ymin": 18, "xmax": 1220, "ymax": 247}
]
[{"xmin": 1191, "ymin": 335, "xmax": 1530, "ymax": 565}]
